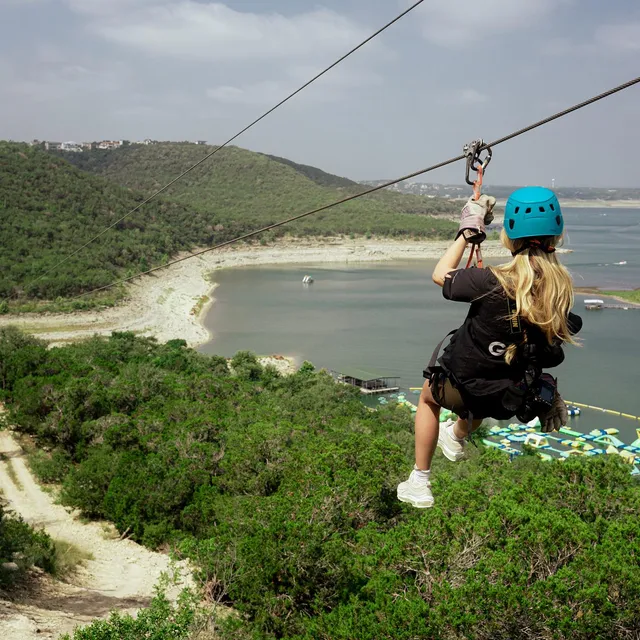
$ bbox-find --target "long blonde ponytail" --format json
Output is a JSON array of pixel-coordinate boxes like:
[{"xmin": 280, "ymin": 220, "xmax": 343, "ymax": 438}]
[{"xmin": 490, "ymin": 230, "xmax": 577, "ymax": 362}]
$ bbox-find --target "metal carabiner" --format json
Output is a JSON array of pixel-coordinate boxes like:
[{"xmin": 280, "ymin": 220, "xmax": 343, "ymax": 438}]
[
  {"xmin": 463, "ymin": 138, "xmax": 492, "ymax": 186},
  {"xmin": 464, "ymin": 138, "xmax": 493, "ymax": 204}
]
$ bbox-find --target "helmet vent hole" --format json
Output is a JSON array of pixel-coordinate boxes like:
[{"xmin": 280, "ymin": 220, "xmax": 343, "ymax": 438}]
[
  {"xmin": 509, "ymin": 219, "xmax": 515, "ymax": 230},
  {"xmin": 525, "ymin": 207, "xmax": 532, "ymax": 214},
  {"xmin": 539, "ymin": 206, "xmax": 545, "ymax": 212},
  {"xmin": 556, "ymin": 215, "xmax": 561, "ymax": 226},
  {"xmin": 550, "ymin": 204, "xmax": 555, "ymax": 211},
  {"xmin": 514, "ymin": 206, "xmax": 520, "ymax": 213}
]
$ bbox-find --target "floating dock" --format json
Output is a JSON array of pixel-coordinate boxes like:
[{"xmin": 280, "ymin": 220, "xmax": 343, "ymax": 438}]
[
  {"xmin": 332, "ymin": 369, "xmax": 400, "ymax": 394},
  {"xmin": 584, "ymin": 299, "xmax": 638, "ymax": 311}
]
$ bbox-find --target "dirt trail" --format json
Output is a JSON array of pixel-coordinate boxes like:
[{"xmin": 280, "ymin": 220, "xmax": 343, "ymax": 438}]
[{"xmin": 0, "ymin": 429, "xmax": 193, "ymax": 639}]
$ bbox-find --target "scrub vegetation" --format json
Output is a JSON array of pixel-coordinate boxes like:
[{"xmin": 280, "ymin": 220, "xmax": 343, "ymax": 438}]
[{"xmin": 1, "ymin": 326, "xmax": 638, "ymax": 639}]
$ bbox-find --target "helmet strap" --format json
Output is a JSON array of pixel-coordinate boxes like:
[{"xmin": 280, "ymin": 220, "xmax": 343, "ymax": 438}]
[{"xmin": 511, "ymin": 239, "xmax": 556, "ymax": 256}]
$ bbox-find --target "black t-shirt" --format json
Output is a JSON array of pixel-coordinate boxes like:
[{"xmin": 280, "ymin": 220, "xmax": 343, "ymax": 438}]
[{"xmin": 440, "ymin": 268, "xmax": 582, "ymax": 397}]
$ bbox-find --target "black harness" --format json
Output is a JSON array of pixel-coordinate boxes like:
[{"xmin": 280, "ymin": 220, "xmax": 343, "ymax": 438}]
[{"xmin": 423, "ymin": 297, "xmax": 557, "ymax": 427}]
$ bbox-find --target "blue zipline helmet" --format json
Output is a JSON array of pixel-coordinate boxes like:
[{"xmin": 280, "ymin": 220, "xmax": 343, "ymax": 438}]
[{"xmin": 504, "ymin": 186, "xmax": 564, "ymax": 240}]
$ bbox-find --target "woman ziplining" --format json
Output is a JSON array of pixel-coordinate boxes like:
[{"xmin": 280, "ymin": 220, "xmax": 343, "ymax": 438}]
[{"xmin": 397, "ymin": 180, "xmax": 583, "ymax": 509}]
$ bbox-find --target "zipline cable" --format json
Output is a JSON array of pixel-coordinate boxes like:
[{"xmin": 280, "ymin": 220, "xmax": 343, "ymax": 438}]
[
  {"xmin": 26, "ymin": 0, "xmax": 428, "ymax": 290},
  {"xmin": 73, "ymin": 75, "xmax": 640, "ymax": 299}
]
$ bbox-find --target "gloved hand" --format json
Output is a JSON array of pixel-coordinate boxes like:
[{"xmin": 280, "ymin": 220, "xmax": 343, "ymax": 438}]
[
  {"xmin": 456, "ymin": 194, "xmax": 497, "ymax": 244},
  {"xmin": 539, "ymin": 390, "xmax": 568, "ymax": 433}
]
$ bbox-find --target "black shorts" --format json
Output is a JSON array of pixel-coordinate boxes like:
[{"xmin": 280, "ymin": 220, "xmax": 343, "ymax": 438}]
[{"xmin": 430, "ymin": 373, "xmax": 516, "ymax": 421}]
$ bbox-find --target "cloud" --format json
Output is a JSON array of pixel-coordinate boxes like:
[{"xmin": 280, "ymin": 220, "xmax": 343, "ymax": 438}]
[
  {"xmin": 207, "ymin": 82, "xmax": 287, "ymax": 106},
  {"xmin": 64, "ymin": 0, "xmax": 164, "ymax": 16},
  {"xmin": 3, "ymin": 57, "xmax": 127, "ymax": 104},
  {"xmin": 541, "ymin": 37, "xmax": 597, "ymax": 57},
  {"xmin": 0, "ymin": 0, "xmax": 48, "ymax": 4},
  {"xmin": 206, "ymin": 65, "xmax": 382, "ymax": 107},
  {"xmin": 66, "ymin": 1, "xmax": 371, "ymax": 62},
  {"xmin": 457, "ymin": 88, "xmax": 488, "ymax": 104},
  {"xmin": 595, "ymin": 22, "xmax": 640, "ymax": 52},
  {"xmin": 415, "ymin": 0, "xmax": 569, "ymax": 47}
]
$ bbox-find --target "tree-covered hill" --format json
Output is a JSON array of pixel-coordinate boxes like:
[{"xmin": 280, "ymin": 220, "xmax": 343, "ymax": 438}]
[
  {"xmin": 263, "ymin": 152, "xmax": 361, "ymax": 189},
  {"xmin": 0, "ymin": 142, "xmax": 209, "ymax": 304},
  {"xmin": 1, "ymin": 141, "xmax": 458, "ymax": 307},
  {"xmin": 2, "ymin": 328, "xmax": 638, "ymax": 640},
  {"xmin": 55, "ymin": 142, "xmax": 460, "ymax": 224}
]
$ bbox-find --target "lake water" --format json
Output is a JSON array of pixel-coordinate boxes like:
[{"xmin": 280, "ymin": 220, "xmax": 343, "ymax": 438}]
[{"xmin": 200, "ymin": 208, "xmax": 640, "ymax": 443}]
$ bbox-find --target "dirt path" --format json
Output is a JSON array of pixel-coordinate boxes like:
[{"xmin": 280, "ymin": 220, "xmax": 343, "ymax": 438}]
[{"xmin": 0, "ymin": 430, "xmax": 193, "ymax": 639}]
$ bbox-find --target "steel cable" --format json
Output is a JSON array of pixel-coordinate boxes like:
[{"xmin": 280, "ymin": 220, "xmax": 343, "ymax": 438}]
[
  {"xmin": 27, "ymin": 0, "xmax": 428, "ymax": 289},
  {"xmin": 73, "ymin": 75, "xmax": 640, "ymax": 299}
]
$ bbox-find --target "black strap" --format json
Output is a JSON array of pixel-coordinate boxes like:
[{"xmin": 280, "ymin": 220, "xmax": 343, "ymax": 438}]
[
  {"xmin": 507, "ymin": 296, "xmax": 522, "ymax": 335},
  {"xmin": 427, "ymin": 330, "xmax": 457, "ymax": 372},
  {"xmin": 424, "ymin": 329, "xmax": 476, "ymax": 440}
]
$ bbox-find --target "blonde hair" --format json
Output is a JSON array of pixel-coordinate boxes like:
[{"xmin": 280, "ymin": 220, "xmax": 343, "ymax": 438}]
[{"xmin": 490, "ymin": 229, "xmax": 577, "ymax": 364}]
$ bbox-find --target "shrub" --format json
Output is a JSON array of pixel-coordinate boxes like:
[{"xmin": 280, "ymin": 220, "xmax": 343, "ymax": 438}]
[
  {"xmin": 60, "ymin": 591, "xmax": 198, "ymax": 640},
  {"xmin": 2, "ymin": 330, "xmax": 639, "ymax": 639},
  {"xmin": 0, "ymin": 503, "xmax": 56, "ymax": 585},
  {"xmin": 29, "ymin": 448, "xmax": 73, "ymax": 484},
  {"xmin": 230, "ymin": 351, "xmax": 263, "ymax": 381}
]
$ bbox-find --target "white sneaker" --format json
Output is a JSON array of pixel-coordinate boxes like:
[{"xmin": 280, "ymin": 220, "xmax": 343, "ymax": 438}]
[
  {"xmin": 437, "ymin": 420, "xmax": 466, "ymax": 462},
  {"xmin": 397, "ymin": 470, "xmax": 434, "ymax": 509}
]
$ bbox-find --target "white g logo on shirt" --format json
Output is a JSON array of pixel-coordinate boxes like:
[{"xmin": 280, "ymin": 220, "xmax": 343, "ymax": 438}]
[{"xmin": 489, "ymin": 342, "xmax": 507, "ymax": 357}]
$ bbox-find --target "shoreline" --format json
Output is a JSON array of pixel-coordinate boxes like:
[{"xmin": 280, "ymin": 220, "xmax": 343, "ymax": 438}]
[
  {"xmin": 0, "ymin": 238, "xmax": 625, "ymax": 349},
  {"xmin": 492, "ymin": 199, "xmax": 640, "ymax": 209},
  {"xmin": 0, "ymin": 239, "xmax": 512, "ymax": 349},
  {"xmin": 574, "ymin": 287, "xmax": 640, "ymax": 308}
]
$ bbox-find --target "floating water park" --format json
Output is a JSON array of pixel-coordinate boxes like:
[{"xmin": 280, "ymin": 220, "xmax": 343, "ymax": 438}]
[{"xmin": 379, "ymin": 392, "xmax": 640, "ymax": 475}]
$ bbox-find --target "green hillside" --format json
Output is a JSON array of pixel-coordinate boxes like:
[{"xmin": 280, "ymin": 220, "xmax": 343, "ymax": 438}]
[
  {"xmin": 2, "ymin": 329, "xmax": 638, "ymax": 639},
  {"xmin": 0, "ymin": 142, "xmax": 225, "ymax": 307},
  {"xmin": 263, "ymin": 152, "xmax": 360, "ymax": 188},
  {"xmin": 1, "ymin": 142, "xmax": 459, "ymax": 308},
  {"xmin": 56, "ymin": 142, "xmax": 460, "ymax": 234}
]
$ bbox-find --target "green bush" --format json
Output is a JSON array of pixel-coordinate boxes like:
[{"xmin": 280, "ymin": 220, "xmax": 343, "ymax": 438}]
[
  {"xmin": 0, "ymin": 503, "xmax": 56, "ymax": 585},
  {"xmin": 230, "ymin": 350, "xmax": 263, "ymax": 381},
  {"xmin": 29, "ymin": 448, "xmax": 73, "ymax": 484},
  {"xmin": 60, "ymin": 591, "xmax": 197, "ymax": 640}
]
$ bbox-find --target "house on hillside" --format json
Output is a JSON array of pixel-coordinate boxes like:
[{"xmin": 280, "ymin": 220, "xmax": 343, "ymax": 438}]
[
  {"xmin": 196, "ymin": 140, "xmax": 207, "ymax": 145},
  {"xmin": 97, "ymin": 140, "xmax": 123, "ymax": 150},
  {"xmin": 81, "ymin": 142, "xmax": 93, "ymax": 150},
  {"xmin": 61, "ymin": 141, "xmax": 83, "ymax": 152},
  {"xmin": 45, "ymin": 141, "xmax": 62, "ymax": 151}
]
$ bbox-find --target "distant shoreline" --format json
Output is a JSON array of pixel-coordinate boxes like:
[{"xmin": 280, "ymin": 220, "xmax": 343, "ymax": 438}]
[
  {"xmin": 446, "ymin": 197, "xmax": 640, "ymax": 210},
  {"xmin": 0, "ymin": 238, "xmax": 512, "ymax": 348},
  {"xmin": 2, "ymin": 238, "xmax": 635, "ymax": 348},
  {"xmin": 494, "ymin": 199, "xmax": 640, "ymax": 209},
  {"xmin": 574, "ymin": 288, "xmax": 640, "ymax": 308}
]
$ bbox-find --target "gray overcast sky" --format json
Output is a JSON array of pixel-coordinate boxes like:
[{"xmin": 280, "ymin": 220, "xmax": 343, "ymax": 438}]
[{"xmin": 1, "ymin": 0, "xmax": 639, "ymax": 187}]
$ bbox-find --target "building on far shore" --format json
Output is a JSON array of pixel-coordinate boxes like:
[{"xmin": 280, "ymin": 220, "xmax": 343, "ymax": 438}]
[
  {"xmin": 61, "ymin": 141, "xmax": 83, "ymax": 152},
  {"xmin": 196, "ymin": 140, "xmax": 207, "ymax": 145},
  {"xmin": 97, "ymin": 140, "xmax": 123, "ymax": 150}
]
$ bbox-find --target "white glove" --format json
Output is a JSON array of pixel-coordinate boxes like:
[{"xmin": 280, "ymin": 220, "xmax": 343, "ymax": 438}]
[{"xmin": 457, "ymin": 194, "xmax": 497, "ymax": 244}]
